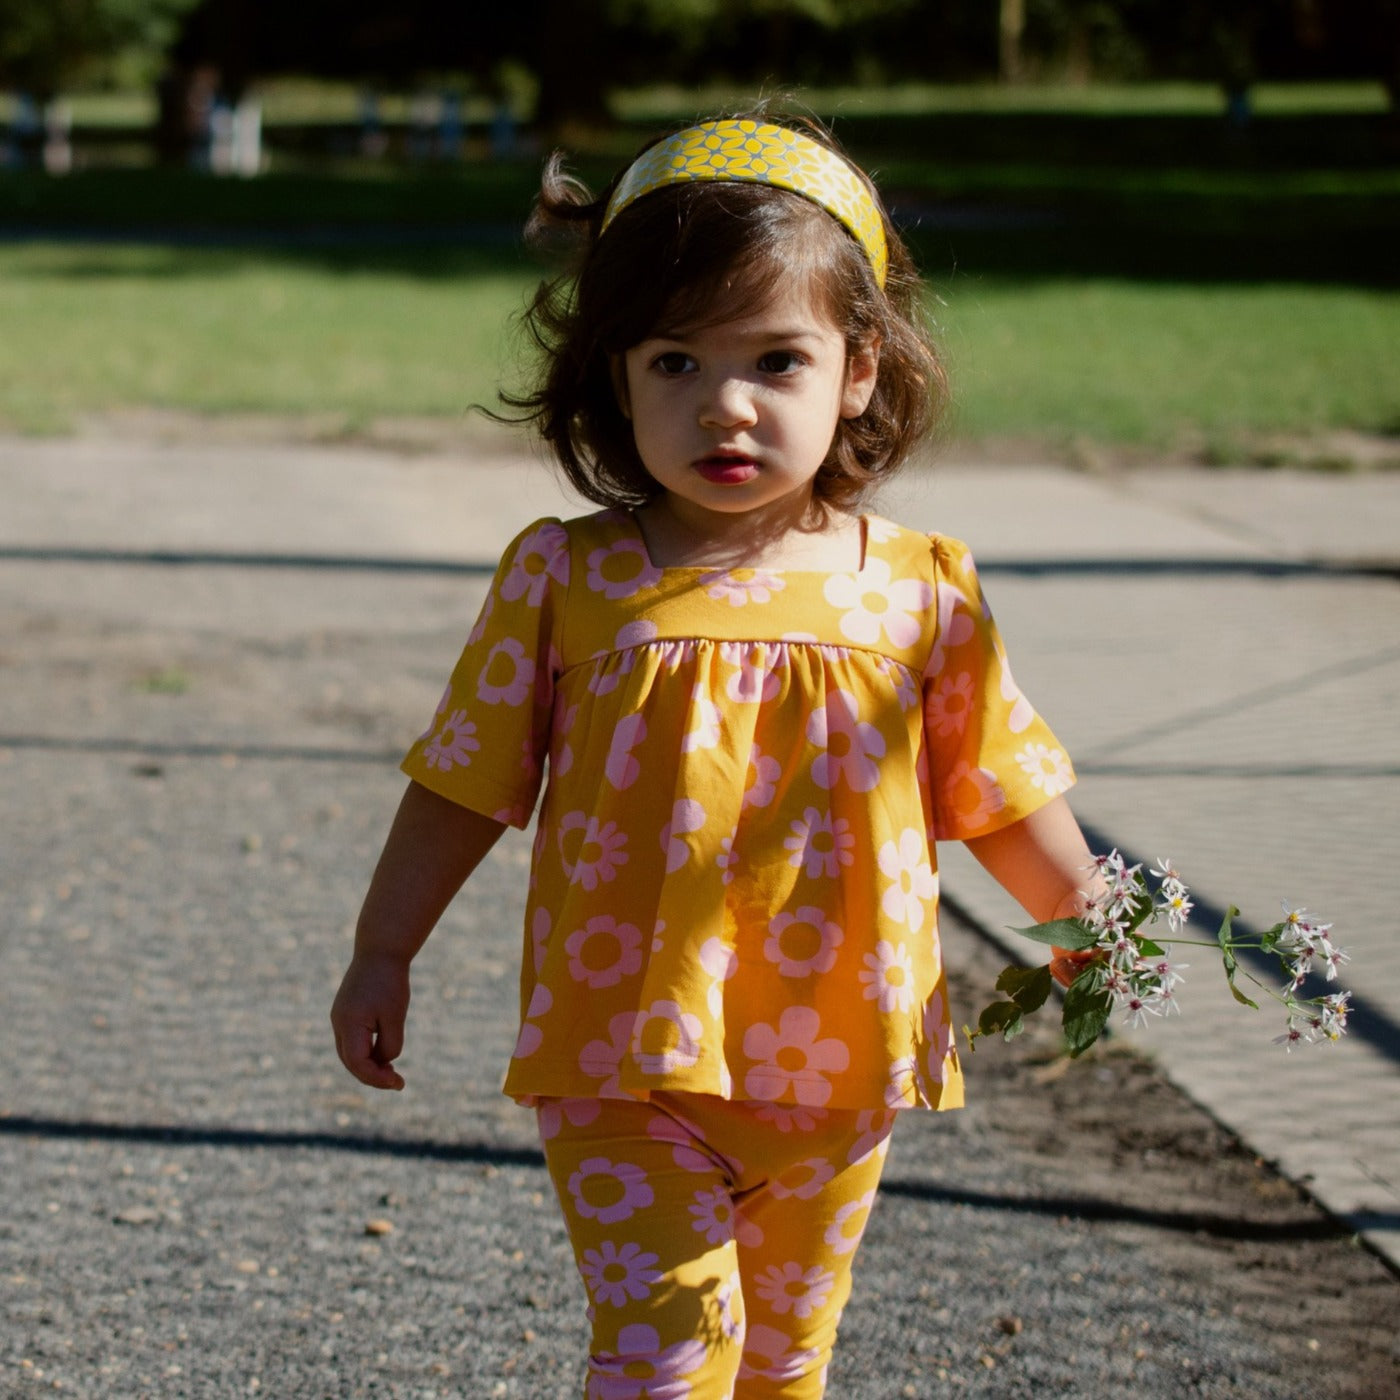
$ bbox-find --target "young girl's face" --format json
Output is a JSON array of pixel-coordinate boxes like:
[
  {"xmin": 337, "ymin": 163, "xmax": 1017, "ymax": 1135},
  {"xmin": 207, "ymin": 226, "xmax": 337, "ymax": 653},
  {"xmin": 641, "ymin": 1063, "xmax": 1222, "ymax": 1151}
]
[{"xmin": 618, "ymin": 279, "xmax": 878, "ymax": 528}]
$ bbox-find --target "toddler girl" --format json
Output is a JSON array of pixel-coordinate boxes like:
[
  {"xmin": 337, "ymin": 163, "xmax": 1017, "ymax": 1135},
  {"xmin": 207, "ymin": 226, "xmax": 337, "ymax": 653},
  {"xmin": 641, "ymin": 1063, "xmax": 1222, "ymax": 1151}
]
[{"xmin": 332, "ymin": 112, "xmax": 1100, "ymax": 1398}]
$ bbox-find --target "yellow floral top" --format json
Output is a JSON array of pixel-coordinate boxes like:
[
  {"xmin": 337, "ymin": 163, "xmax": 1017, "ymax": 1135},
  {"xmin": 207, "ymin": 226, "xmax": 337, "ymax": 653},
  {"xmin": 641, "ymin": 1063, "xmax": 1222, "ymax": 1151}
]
[{"xmin": 403, "ymin": 510, "xmax": 1074, "ymax": 1115}]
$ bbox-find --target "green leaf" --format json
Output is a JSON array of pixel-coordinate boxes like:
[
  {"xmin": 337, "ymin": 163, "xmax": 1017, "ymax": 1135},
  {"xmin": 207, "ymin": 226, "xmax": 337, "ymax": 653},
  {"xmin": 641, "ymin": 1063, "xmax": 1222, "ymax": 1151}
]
[
  {"xmin": 1012, "ymin": 918, "xmax": 1099, "ymax": 951},
  {"xmin": 1061, "ymin": 967, "xmax": 1112, "ymax": 1058},
  {"xmin": 965, "ymin": 999, "xmax": 1025, "ymax": 1049},
  {"xmin": 1226, "ymin": 979, "xmax": 1259, "ymax": 1009},
  {"xmin": 1136, "ymin": 937, "xmax": 1165, "ymax": 958},
  {"xmin": 996, "ymin": 962, "xmax": 1055, "ymax": 1015},
  {"xmin": 1216, "ymin": 905, "xmax": 1239, "ymax": 953}
]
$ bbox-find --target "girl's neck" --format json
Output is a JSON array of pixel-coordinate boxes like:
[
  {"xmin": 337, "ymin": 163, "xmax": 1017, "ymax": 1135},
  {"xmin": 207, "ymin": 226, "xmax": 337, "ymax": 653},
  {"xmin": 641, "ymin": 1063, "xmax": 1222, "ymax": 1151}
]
[{"xmin": 635, "ymin": 492, "xmax": 864, "ymax": 572}]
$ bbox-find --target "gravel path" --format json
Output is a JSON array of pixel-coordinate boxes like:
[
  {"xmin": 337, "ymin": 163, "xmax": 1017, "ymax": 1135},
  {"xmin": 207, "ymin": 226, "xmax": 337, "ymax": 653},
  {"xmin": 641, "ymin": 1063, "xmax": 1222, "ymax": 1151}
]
[{"xmin": 3, "ymin": 550, "xmax": 1397, "ymax": 1398}]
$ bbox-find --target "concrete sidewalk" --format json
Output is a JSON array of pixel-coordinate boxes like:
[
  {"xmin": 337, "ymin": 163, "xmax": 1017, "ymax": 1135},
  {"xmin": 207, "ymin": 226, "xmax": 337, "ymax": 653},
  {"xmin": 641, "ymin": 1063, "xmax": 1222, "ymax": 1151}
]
[{"xmin": 4, "ymin": 431, "xmax": 1398, "ymax": 1280}]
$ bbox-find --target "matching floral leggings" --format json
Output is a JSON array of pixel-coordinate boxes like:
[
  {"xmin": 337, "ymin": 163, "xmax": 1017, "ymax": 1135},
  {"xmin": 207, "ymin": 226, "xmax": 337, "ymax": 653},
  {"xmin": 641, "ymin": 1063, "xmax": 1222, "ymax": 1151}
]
[{"xmin": 537, "ymin": 1092, "xmax": 897, "ymax": 1399}]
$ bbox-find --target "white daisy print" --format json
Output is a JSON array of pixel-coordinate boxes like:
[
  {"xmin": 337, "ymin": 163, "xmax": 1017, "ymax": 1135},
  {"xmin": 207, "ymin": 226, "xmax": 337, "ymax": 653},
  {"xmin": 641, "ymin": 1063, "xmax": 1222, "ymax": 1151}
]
[
  {"xmin": 743, "ymin": 1007, "xmax": 850, "ymax": 1106},
  {"xmin": 631, "ymin": 999, "xmax": 704, "ymax": 1076},
  {"xmin": 1016, "ymin": 742, "xmax": 1073, "ymax": 795},
  {"xmin": 807, "ymin": 689, "xmax": 885, "ymax": 792},
  {"xmin": 941, "ymin": 760, "xmax": 1006, "ymax": 835},
  {"xmin": 824, "ymin": 557, "xmax": 933, "ymax": 648},
  {"xmin": 877, "ymin": 829, "xmax": 937, "ymax": 932},
  {"xmin": 823, "ymin": 1189, "xmax": 877, "ymax": 1256},
  {"xmin": 738, "ymin": 1325, "xmax": 822, "ymax": 1385},
  {"xmin": 604, "ymin": 711, "xmax": 646, "ymax": 790},
  {"xmin": 783, "ymin": 808, "xmax": 856, "ymax": 880},
  {"xmin": 743, "ymin": 745, "xmax": 782, "ymax": 809},
  {"xmin": 859, "ymin": 939, "xmax": 917, "ymax": 1014}
]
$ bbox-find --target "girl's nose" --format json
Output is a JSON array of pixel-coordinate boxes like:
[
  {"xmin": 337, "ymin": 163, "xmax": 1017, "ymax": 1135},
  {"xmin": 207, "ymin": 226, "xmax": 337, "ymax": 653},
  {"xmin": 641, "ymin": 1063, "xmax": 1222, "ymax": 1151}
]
[{"xmin": 698, "ymin": 375, "xmax": 758, "ymax": 429}]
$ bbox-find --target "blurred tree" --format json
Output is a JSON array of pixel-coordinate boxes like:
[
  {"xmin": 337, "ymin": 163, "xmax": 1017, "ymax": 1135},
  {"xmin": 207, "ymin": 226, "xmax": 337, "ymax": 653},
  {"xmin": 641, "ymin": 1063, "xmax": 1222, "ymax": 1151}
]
[{"xmin": 0, "ymin": 0, "xmax": 201, "ymax": 98}]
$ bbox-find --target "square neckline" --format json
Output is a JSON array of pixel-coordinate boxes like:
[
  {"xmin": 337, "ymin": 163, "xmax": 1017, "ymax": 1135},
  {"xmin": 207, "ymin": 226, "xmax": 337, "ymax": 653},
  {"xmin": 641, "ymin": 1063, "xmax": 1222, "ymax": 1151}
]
[{"xmin": 627, "ymin": 510, "xmax": 871, "ymax": 576}]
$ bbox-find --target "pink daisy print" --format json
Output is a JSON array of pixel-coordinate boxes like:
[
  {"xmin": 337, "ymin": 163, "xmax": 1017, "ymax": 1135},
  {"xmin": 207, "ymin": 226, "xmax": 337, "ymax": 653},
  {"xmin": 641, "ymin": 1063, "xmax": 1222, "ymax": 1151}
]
[
  {"xmin": 724, "ymin": 641, "xmax": 782, "ymax": 704},
  {"xmin": 580, "ymin": 1241, "xmax": 663, "ymax": 1309},
  {"xmin": 859, "ymin": 940, "xmax": 917, "ymax": 1014},
  {"xmin": 753, "ymin": 1262, "xmax": 835, "ymax": 1320},
  {"xmin": 925, "ymin": 671, "xmax": 974, "ymax": 737},
  {"xmin": 920, "ymin": 986, "xmax": 957, "ymax": 1092},
  {"xmin": 770, "ymin": 1157, "xmax": 836, "ymax": 1202},
  {"xmin": 885, "ymin": 1055, "xmax": 920, "ymax": 1108},
  {"xmin": 536, "ymin": 1095, "xmax": 601, "ymax": 1143},
  {"xmin": 823, "ymin": 1188, "xmax": 877, "ymax": 1256},
  {"xmin": 997, "ymin": 640, "xmax": 1038, "ymax": 733},
  {"xmin": 565, "ymin": 916, "xmax": 644, "ymax": 990},
  {"xmin": 557, "ymin": 812, "xmax": 629, "ymax": 890},
  {"xmin": 699, "ymin": 935, "xmax": 738, "ymax": 1019},
  {"xmin": 743, "ymin": 1007, "xmax": 850, "ymax": 1105},
  {"xmin": 465, "ymin": 590, "xmax": 494, "ymax": 647},
  {"xmin": 604, "ymin": 712, "xmax": 647, "ymax": 790},
  {"xmin": 476, "ymin": 637, "xmax": 535, "ymax": 707},
  {"xmin": 586, "ymin": 539, "xmax": 661, "ymax": 600},
  {"xmin": 764, "ymin": 908, "xmax": 844, "ymax": 978},
  {"xmin": 877, "ymin": 654, "xmax": 920, "ymax": 712},
  {"xmin": 738, "ymin": 1324, "xmax": 821, "ymax": 1385},
  {"xmin": 688, "ymin": 1184, "xmax": 736, "ymax": 1246},
  {"xmin": 567, "ymin": 1156, "xmax": 655, "ymax": 1226},
  {"xmin": 700, "ymin": 567, "xmax": 784, "ymax": 606},
  {"xmin": 846, "ymin": 1108, "xmax": 896, "ymax": 1166},
  {"xmin": 877, "ymin": 828, "xmax": 937, "ymax": 932},
  {"xmin": 423, "ymin": 709, "xmax": 479, "ymax": 771},
  {"xmin": 500, "ymin": 520, "xmax": 569, "ymax": 606},
  {"xmin": 807, "ymin": 690, "xmax": 885, "ymax": 792},
  {"xmin": 661, "ymin": 798, "xmax": 706, "ymax": 873},
  {"xmin": 631, "ymin": 1000, "xmax": 704, "ymax": 1076},
  {"xmin": 681, "ymin": 689, "xmax": 723, "ymax": 753},
  {"xmin": 823, "ymin": 557, "xmax": 933, "ymax": 648},
  {"xmin": 941, "ymin": 760, "xmax": 1007, "ymax": 836},
  {"xmin": 752, "ymin": 1102, "xmax": 828, "ymax": 1134},
  {"xmin": 743, "ymin": 745, "xmax": 782, "ymax": 810},
  {"xmin": 717, "ymin": 833, "xmax": 739, "ymax": 885},
  {"xmin": 513, "ymin": 983, "xmax": 552, "ymax": 1057},
  {"xmin": 588, "ymin": 1324, "xmax": 707, "ymax": 1398},
  {"xmin": 925, "ymin": 577, "xmax": 977, "ymax": 678},
  {"xmin": 550, "ymin": 700, "xmax": 579, "ymax": 777},
  {"xmin": 530, "ymin": 905, "xmax": 551, "ymax": 976},
  {"xmin": 645, "ymin": 1110, "xmax": 726, "ymax": 1175},
  {"xmin": 783, "ymin": 808, "xmax": 856, "ymax": 880},
  {"xmin": 577, "ymin": 1012, "xmax": 640, "ymax": 1096}
]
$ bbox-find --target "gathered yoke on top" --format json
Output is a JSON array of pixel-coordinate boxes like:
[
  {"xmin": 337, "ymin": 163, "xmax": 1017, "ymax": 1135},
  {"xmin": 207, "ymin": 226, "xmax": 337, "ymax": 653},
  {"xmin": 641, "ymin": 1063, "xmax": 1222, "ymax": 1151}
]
[{"xmin": 402, "ymin": 509, "xmax": 1074, "ymax": 1117}]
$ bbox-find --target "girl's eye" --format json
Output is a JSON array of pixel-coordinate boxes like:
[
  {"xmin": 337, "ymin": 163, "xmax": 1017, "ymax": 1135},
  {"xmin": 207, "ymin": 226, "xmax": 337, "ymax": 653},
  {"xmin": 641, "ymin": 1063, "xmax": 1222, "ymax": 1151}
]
[
  {"xmin": 653, "ymin": 352, "xmax": 694, "ymax": 375},
  {"xmin": 758, "ymin": 350, "xmax": 804, "ymax": 375}
]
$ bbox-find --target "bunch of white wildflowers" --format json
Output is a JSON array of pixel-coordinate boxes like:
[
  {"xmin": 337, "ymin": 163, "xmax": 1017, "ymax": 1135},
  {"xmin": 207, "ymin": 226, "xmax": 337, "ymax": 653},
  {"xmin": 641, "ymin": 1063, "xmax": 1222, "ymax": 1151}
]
[{"xmin": 966, "ymin": 851, "xmax": 1354, "ymax": 1058}]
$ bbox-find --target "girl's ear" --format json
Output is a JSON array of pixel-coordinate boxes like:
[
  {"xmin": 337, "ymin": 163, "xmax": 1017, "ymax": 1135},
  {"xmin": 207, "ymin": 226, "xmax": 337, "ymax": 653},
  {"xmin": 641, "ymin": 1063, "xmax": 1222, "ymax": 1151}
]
[
  {"xmin": 840, "ymin": 336, "xmax": 881, "ymax": 420},
  {"xmin": 610, "ymin": 354, "xmax": 632, "ymax": 420}
]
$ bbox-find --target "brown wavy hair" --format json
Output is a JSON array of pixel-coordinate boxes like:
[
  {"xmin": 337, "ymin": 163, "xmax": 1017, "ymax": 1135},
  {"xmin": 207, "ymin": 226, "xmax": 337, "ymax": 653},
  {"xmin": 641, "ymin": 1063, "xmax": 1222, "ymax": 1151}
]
[{"xmin": 498, "ymin": 111, "xmax": 947, "ymax": 511}]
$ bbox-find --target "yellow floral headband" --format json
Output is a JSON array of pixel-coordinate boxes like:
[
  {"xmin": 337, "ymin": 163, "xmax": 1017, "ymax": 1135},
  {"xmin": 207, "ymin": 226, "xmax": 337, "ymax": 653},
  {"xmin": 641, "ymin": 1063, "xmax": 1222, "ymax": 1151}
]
[{"xmin": 601, "ymin": 119, "xmax": 889, "ymax": 289}]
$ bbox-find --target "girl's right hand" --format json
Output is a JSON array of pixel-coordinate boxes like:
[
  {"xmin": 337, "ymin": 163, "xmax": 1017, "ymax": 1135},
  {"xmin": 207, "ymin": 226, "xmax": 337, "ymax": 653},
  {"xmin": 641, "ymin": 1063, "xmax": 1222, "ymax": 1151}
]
[
  {"xmin": 330, "ymin": 953, "xmax": 412, "ymax": 1091},
  {"xmin": 1049, "ymin": 946, "xmax": 1100, "ymax": 989}
]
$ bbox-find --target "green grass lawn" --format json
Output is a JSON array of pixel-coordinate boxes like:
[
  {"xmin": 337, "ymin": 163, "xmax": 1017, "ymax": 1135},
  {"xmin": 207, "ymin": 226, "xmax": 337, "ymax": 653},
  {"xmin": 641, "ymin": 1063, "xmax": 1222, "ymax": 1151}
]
[{"xmin": 4, "ymin": 242, "xmax": 1396, "ymax": 460}]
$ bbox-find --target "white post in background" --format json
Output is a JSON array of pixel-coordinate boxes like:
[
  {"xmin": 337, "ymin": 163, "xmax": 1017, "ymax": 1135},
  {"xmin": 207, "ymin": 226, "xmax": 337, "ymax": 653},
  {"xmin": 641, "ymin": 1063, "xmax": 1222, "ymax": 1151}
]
[{"xmin": 231, "ymin": 99, "xmax": 261, "ymax": 176}]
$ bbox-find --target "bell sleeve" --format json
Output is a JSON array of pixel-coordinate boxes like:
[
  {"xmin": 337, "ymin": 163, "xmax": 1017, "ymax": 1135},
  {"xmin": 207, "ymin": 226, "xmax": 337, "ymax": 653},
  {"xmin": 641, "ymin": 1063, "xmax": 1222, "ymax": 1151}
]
[
  {"xmin": 401, "ymin": 518, "xmax": 570, "ymax": 828},
  {"xmin": 923, "ymin": 535, "xmax": 1075, "ymax": 842}
]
